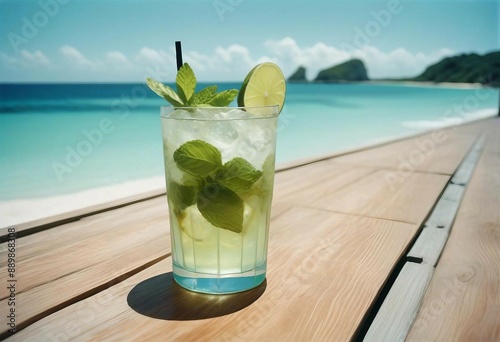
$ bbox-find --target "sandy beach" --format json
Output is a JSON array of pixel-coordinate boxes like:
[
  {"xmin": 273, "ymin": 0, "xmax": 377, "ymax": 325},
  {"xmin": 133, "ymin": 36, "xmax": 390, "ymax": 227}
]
[{"xmin": 0, "ymin": 176, "xmax": 165, "ymax": 231}]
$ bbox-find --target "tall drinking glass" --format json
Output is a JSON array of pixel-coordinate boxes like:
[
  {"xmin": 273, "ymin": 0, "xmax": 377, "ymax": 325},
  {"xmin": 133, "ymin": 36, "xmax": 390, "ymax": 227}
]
[{"xmin": 160, "ymin": 105, "xmax": 279, "ymax": 294}]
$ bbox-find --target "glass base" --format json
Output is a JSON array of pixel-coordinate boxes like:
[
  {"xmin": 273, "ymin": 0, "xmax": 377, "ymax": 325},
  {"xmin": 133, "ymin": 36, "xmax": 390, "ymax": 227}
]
[{"xmin": 173, "ymin": 262, "xmax": 266, "ymax": 294}]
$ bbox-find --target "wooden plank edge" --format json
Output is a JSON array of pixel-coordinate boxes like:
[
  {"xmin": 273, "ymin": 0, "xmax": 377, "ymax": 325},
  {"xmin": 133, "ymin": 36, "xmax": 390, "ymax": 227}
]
[
  {"xmin": 424, "ymin": 198, "xmax": 462, "ymax": 230},
  {"xmin": 451, "ymin": 135, "xmax": 485, "ymax": 185},
  {"xmin": 0, "ymin": 253, "xmax": 169, "ymax": 340},
  {"xmin": 0, "ymin": 189, "xmax": 165, "ymax": 242},
  {"xmin": 363, "ymin": 262, "xmax": 434, "ymax": 342},
  {"xmin": 407, "ymin": 226, "xmax": 449, "ymax": 267},
  {"xmin": 409, "ymin": 134, "xmax": 485, "ymax": 264}
]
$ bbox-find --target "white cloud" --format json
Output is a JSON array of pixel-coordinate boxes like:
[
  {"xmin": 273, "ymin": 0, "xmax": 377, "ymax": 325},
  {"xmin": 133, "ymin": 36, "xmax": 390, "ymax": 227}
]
[
  {"xmin": 104, "ymin": 51, "xmax": 133, "ymax": 72},
  {"xmin": 60, "ymin": 45, "xmax": 94, "ymax": 68},
  {"xmin": 350, "ymin": 46, "xmax": 455, "ymax": 79},
  {"xmin": 135, "ymin": 47, "xmax": 175, "ymax": 67},
  {"xmin": 133, "ymin": 47, "xmax": 176, "ymax": 80},
  {"xmin": 133, "ymin": 44, "xmax": 262, "ymax": 81},
  {"xmin": 20, "ymin": 50, "xmax": 50, "ymax": 66},
  {"xmin": 0, "ymin": 39, "xmax": 458, "ymax": 82},
  {"xmin": 182, "ymin": 44, "xmax": 261, "ymax": 81},
  {"xmin": 265, "ymin": 37, "xmax": 350, "ymax": 79},
  {"xmin": 105, "ymin": 51, "xmax": 129, "ymax": 64},
  {"xmin": 264, "ymin": 37, "xmax": 455, "ymax": 80},
  {"xmin": 135, "ymin": 47, "xmax": 165, "ymax": 65}
]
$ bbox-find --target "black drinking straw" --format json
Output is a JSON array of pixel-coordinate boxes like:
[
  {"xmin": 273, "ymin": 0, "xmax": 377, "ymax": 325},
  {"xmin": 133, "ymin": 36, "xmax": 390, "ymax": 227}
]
[{"xmin": 175, "ymin": 41, "xmax": 183, "ymax": 71}]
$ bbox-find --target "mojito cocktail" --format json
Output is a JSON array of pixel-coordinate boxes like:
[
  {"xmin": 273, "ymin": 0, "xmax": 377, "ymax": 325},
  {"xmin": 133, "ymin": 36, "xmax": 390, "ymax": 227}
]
[
  {"xmin": 147, "ymin": 61, "xmax": 285, "ymax": 294},
  {"xmin": 161, "ymin": 106, "xmax": 278, "ymax": 293}
]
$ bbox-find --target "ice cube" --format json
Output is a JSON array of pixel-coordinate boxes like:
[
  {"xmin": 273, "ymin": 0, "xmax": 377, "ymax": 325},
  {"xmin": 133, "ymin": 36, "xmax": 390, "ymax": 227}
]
[{"xmin": 213, "ymin": 121, "xmax": 239, "ymax": 146}]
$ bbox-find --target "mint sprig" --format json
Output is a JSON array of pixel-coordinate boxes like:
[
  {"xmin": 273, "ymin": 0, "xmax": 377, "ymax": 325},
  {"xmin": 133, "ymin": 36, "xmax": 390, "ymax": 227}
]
[
  {"xmin": 173, "ymin": 140, "xmax": 222, "ymax": 177},
  {"xmin": 217, "ymin": 157, "xmax": 263, "ymax": 193},
  {"xmin": 169, "ymin": 140, "xmax": 263, "ymax": 233},
  {"xmin": 146, "ymin": 63, "xmax": 238, "ymax": 107}
]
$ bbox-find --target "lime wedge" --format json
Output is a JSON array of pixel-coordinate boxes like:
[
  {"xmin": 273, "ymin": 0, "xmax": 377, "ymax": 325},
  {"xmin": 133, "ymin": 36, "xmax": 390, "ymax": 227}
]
[{"xmin": 238, "ymin": 62, "xmax": 286, "ymax": 114}]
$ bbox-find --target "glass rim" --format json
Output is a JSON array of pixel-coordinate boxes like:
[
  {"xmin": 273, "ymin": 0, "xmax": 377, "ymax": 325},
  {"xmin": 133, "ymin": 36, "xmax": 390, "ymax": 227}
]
[{"xmin": 160, "ymin": 105, "xmax": 280, "ymax": 120}]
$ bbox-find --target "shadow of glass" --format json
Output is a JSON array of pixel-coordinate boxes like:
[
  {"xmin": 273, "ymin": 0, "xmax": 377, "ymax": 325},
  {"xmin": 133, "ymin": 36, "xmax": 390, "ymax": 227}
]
[{"xmin": 127, "ymin": 272, "xmax": 267, "ymax": 321}]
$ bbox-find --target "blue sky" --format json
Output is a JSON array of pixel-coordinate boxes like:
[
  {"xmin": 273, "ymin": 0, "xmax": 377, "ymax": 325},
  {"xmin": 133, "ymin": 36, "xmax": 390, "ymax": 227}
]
[{"xmin": 0, "ymin": 0, "xmax": 498, "ymax": 82}]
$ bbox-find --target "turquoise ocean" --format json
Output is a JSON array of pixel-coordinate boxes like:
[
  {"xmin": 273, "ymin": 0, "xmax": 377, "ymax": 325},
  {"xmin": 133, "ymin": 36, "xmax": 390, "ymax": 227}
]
[{"xmin": 0, "ymin": 82, "xmax": 498, "ymax": 202}]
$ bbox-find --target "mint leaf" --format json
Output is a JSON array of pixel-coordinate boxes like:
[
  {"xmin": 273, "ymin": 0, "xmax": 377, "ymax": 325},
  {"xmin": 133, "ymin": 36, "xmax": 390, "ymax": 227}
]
[
  {"xmin": 147, "ymin": 65, "xmax": 239, "ymax": 109},
  {"xmin": 217, "ymin": 157, "xmax": 262, "ymax": 192},
  {"xmin": 192, "ymin": 85, "xmax": 218, "ymax": 106},
  {"xmin": 208, "ymin": 89, "xmax": 238, "ymax": 106},
  {"xmin": 173, "ymin": 140, "xmax": 222, "ymax": 177},
  {"xmin": 197, "ymin": 184, "xmax": 244, "ymax": 233},
  {"xmin": 176, "ymin": 63, "xmax": 196, "ymax": 105},
  {"xmin": 167, "ymin": 181, "xmax": 197, "ymax": 212},
  {"xmin": 146, "ymin": 77, "xmax": 184, "ymax": 106}
]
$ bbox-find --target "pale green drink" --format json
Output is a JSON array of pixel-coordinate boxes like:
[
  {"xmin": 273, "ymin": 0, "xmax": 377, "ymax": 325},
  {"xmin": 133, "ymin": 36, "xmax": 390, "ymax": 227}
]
[{"xmin": 161, "ymin": 105, "xmax": 279, "ymax": 293}]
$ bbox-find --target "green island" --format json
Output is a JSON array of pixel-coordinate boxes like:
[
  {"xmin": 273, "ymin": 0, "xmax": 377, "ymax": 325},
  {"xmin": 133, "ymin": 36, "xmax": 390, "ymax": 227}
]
[{"xmin": 288, "ymin": 51, "xmax": 500, "ymax": 86}]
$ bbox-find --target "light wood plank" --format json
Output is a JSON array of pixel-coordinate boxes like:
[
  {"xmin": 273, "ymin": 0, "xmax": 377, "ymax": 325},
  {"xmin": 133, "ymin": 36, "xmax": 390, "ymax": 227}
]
[
  {"xmin": 0, "ymin": 197, "xmax": 167, "ymax": 267},
  {"xmin": 0, "ymin": 188, "xmax": 165, "ymax": 234},
  {"xmin": 0, "ymin": 198, "xmax": 171, "ymax": 335},
  {"xmin": 0, "ymin": 197, "xmax": 170, "ymax": 296},
  {"xmin": 333, "ymin": 130, "xmax": 476, "ymax": 175},
  {"xmin": 425, "ymin": 197, "xmax": 461, "ymax": 230},
  {"xmin": 407, "ymin": 226, "xmax": 449, "ymax": 266},
  {"xmin": 441, "ymin": 183, "xmax": 465, "ymax": 202},
  {"xmin": 273, "ymin": 160, "xmax": 376, "ymax": 206},
  {"xmin": 309, "ymin": 170, "xmax": 449, "ymax": 224},
  {"xmin": 364, "ymin": 262, "xmax": 434, "ymax": 342},
  {"xmin": 450, "ymin": 139, "xmax": 484, "ymax": 186},
  {"xmin": 407, "ymin": 119, "xmax": 500, "ymax": 342},
  {"xmin": 7, "ymin": 207, "xmax": 418, "ymax": 341},
  {"xmin": 451, "ymin": 160, "xmax": 475, "ymax": 186}
]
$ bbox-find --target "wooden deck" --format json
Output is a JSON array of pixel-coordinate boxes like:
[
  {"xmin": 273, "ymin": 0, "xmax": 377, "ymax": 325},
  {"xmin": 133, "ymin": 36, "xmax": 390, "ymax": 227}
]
[{"xmin": 1, "ymin": 117, "xmax": 499, "ymax": 341}]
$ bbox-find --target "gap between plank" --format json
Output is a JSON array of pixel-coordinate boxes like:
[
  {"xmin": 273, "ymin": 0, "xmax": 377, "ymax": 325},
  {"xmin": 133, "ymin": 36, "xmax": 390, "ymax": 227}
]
[{"xmin": 352, "ymin": 134, "xmax": 485, "ymax": 342}]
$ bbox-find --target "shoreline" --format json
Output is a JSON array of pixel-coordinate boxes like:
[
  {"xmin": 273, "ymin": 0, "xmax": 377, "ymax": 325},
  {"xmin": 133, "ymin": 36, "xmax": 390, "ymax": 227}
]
[
  {"xmin": 0, "ymin": 176, "xmax": 166, "ymax": 231},
  {"xmin": 289, "ymin": 80, "xmax": 495, "ymax": 90},
  {"xmin": 364, "ymin": 80, "xmax": 492, "ymax": 89}
]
